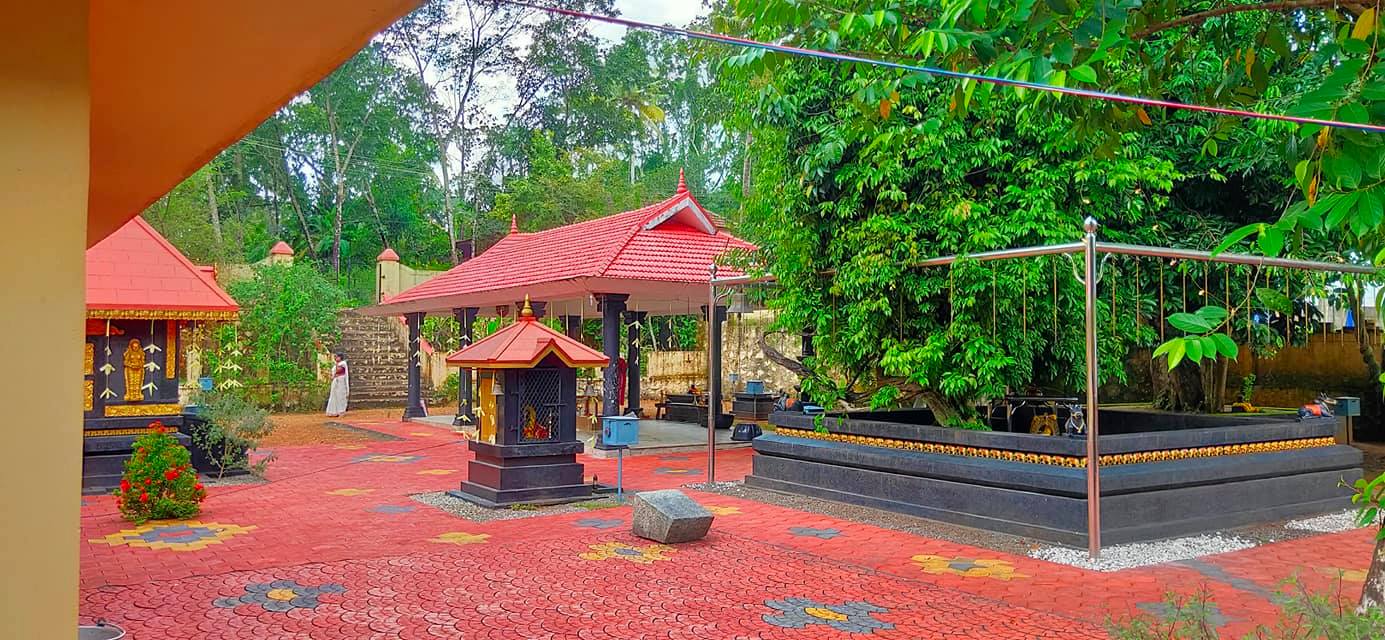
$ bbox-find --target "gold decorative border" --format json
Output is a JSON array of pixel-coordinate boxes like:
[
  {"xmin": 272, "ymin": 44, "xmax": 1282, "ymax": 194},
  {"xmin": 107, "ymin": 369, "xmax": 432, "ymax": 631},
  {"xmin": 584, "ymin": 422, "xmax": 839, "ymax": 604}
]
[
  {"xmin": 104, "ymin": 403, "xmax": 181, "ymax": 417},
  {"xmin": 84, "ymin": 380, "xmax": 93, "ymax": 412},
  {"xmin": 84, "ymin": 343, "xmax": 94, "ymax": 375},
  {"xmin": 773, "ymin": 427, "xmax": 1337, "ymax": 467},
  {"xmin": 84, "ymin": 427, "xmax": 160, "ymax": 438},
  {"xmin": 87, "ymin": 309, "xmax": 237, "ymax": 321},
  {"xmin": 165, "ymin": 320, "xmax": 177, "ymax": 379}
]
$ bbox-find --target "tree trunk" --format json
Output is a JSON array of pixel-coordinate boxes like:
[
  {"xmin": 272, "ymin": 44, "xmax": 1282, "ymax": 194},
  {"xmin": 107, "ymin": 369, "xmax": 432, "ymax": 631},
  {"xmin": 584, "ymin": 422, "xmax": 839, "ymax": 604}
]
[
  {"xmin": 1152, "ymin": 355, "xmax": 1204, "ymax": 411},
  {"xmin": 1360, "ymin": 534, "xmax": 1385, "ymax": 612},
  {"xmin": 206, "ymin": 172, "xmax": 222, "ymax": 246},
  {"xmin": 918, "ymin": 389, "xmax": 976, "ymax": 428},
  {"xmin": 332, "ymin": 176, "xmax": 344, "ymax": 277},
  {"xmin": 435, "ymin": 129, "xmax": 459, "ymax": 265},
  {"xmin": 741, "ymin": 131, "xmax": 753, "ymax": 199}
]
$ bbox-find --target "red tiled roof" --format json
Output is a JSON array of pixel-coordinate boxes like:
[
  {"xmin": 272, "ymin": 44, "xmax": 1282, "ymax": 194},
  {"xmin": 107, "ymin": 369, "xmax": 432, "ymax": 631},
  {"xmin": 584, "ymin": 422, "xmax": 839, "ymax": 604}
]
[
  {"xmin": 86, "ymin": 217, "xmax": 239, "ymax": 314},
  {"xmin": 446, "ymin": 311, "xmax": 608, "ymax": 369},
  {"xmin": 381, "ymin": 188, "xmax": 755, "ymax": 311},
  {"xmin": 269, "ymin": 241, "xmax": 294, "ymax": 256},
  {"xmin": 377, "ymin": 247, "xmax": 400, "ymax": 262}
]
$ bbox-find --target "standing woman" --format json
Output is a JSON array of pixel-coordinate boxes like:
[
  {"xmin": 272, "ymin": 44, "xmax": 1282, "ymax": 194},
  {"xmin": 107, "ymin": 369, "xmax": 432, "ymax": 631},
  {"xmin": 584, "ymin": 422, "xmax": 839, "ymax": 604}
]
[{"xmin": 326, "ymin": 352, "xmax": 349, "ymax": 417}]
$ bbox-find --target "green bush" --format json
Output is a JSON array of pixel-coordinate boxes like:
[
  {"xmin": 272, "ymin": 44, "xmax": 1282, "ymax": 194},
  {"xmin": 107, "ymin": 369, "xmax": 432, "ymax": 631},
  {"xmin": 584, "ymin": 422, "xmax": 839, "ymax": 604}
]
[
  {"xmin": 191, "ymin": 390, "xmax": 275, "ymax": 479},
  {"xmin": 433, "ymin": 372, "xmax": 459, "ymax": 406},
  {"xmin": 208, "ymin": 262, "xmax": 346, "ymax": 409},
  {"xmin": 115, "ymin": 423, "xmax": 206, "ymax": 524}
]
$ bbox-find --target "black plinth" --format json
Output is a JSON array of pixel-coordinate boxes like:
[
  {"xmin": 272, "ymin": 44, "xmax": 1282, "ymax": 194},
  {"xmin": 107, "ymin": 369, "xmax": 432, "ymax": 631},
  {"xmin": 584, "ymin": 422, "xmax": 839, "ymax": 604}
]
[{"xmin": 451, "ymin": 439, "xmax": 594, "ymax": 508}]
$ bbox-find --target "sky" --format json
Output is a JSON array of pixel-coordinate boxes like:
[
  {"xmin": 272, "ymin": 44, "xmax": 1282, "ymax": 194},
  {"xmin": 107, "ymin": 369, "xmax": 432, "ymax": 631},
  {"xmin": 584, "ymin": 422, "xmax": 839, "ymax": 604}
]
[{"xmin": 591, "ymin": 1, "xmax": 705, "ymax": 43}]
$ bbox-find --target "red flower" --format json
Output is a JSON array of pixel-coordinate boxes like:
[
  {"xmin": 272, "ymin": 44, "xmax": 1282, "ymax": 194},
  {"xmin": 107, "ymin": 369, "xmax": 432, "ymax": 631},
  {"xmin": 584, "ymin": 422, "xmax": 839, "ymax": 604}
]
[
  {"xmin": 164, "ymin": 469, "xmax": 180, "ymax": 481},
  {"xmin": 193, "ymin": 483, "xmax": 204, "ymax": 491},
  {"xmin": 120, "ymin": 479, "xmax": 131, "ymax": 492},
  {"xmin": 139, "ymin": 492, "xmax": 149, "ymax": 503}
]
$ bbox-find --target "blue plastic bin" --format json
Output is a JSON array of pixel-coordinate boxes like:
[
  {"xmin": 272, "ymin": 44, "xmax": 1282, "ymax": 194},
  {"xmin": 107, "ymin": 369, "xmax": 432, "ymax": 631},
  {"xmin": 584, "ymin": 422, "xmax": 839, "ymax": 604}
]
[{"xmin": 745, "ymin": 380, "xmax": 765, "ymax": 395}]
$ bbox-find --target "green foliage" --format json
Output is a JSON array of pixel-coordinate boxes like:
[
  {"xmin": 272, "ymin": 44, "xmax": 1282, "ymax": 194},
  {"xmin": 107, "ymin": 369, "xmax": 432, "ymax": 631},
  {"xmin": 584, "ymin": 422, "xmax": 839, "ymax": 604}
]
[
  {"xmin": 1108, "ymin": 583, "xmax": 1385, "ymax": 639},
  {"xmin": 190, "ymin": 390, "xmax": 274, "ymax": 479},
  {"xmin": 115, "ymin": 423, "xmax": 206, "ymax": 524},
  {"xmin": 1152, "ymin": 306, "xmax": 1239, "ymax": 370},
  {"xmin": 219, "ymin": 263, "xmax": 345, "ymax": 408},
  {"xmin": 1240, "ymin": 374, "xmax": 1256, "ymax": 403},
  {"xmin": 434, "ymin": 372, "xmax": 459, "ymax": 406},
  {"xmin": 1350, "ymin": 471, "xmax": 1385, "ymax": 542}
]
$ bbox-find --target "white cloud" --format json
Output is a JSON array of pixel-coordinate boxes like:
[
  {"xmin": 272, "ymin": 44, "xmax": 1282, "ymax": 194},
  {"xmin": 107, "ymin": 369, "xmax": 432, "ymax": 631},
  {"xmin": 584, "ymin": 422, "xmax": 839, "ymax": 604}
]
[{"xmin": 590, "ymin": 1, "xmax": 706, "ymax": 43}]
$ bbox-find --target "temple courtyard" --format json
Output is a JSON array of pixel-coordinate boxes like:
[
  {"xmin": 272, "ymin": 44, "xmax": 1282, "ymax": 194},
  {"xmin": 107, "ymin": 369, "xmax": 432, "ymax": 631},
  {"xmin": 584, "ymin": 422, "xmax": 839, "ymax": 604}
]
[{"xmin": 74, "ymin": 415, "xmax": 1374, "ymax": 639}]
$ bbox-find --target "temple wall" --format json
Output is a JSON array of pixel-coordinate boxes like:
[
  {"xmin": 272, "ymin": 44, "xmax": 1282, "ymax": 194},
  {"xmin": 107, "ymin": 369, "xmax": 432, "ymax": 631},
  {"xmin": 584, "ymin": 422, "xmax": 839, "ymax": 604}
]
[{"xmin": 639, "ymin": 310, "xmax": 802, "ymax": 405}]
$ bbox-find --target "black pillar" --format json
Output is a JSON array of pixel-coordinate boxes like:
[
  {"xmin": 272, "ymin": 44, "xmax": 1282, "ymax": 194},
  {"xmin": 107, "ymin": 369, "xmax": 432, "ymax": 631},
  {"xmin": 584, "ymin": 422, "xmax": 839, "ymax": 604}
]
[
  {"xmin": 452, "ymin": 307, "xmax": 478, "ymax": 427},
  {"xmin": 597, "ymin": 294, "xmax": 628, "ymax": 417},
  {"xmin": 625, "ymin": 310, "xmax": 646, "ymax": 415},
  {"xmin": 702, "ymin": 304, "xmax": 727, "ymax": 427},
  {"xmin": 403, "ymin": 312, "xmax": 427, "ymax": 419},
  {"xmin": 562, "ymin": 315, "xmax": 583, "ymax": 340},
  {"xmin": 800, "ymin": 330, "xmax": 815, "ymax": 406}
]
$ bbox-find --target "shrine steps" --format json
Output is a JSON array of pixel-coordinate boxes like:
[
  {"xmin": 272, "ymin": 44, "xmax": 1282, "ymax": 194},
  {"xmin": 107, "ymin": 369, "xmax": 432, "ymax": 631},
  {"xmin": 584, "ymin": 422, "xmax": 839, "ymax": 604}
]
[{"xmin": 337, "ymin": 311, "xmax": 410, "ymax": 408}]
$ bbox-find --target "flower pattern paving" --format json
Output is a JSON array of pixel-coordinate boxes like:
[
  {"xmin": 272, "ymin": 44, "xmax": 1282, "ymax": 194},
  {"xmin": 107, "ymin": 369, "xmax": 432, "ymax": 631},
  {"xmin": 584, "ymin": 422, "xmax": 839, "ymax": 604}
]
[
  {"xmin": 788, "ymin": 526, "xmax": 842, "ymax": 539},
  {"xmin": 77, "ymin": 417, "xmax": 1376, "ymax": 638},
  {"xmin": 213, "ymin": 580, "xmax": 346, "ymax": 613},
  {"xmin": 89, "ymin": 521, "xmax": 256, "ymax": 552},
  {"xmin": 573, "ymin": 517, "xmax": 624, "ymax": 529},
  {"xmin": 763, "ymin": 597, "xmax": 893, "ymax": 634}
]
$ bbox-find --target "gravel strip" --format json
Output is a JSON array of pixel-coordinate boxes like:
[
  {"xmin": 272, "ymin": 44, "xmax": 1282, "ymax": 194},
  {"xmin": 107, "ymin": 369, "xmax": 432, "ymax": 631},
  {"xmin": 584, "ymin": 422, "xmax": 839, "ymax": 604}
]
[
  {"xmin": 1028, "ymin": 534, "xmax": 1257, "ymax": 571},
  {"xmin": 1285, "ymin": 510, "xmax": 1367, "ymax": 533},
  {"xmin": 199, "ymin": 473, "xmax": 266, "ymax": 488},
  {"xmin": 411, "ymin": 491, "xmax": 622, "ymax": 522}
]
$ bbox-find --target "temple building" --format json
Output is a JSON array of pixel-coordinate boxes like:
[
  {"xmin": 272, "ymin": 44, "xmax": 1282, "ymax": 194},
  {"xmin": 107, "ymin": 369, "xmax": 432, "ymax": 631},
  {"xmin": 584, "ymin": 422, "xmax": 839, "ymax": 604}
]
[{"xmin": 82, "ymin": 216, "xmax": 239, "ymax": 490}]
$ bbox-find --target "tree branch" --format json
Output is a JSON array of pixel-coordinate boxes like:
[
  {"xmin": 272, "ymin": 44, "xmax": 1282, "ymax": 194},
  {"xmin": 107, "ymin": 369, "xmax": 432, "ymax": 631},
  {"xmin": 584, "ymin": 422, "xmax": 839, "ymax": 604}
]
[{"xmin": 1134, "ymin": 0, "xmax": 1362, "ymax": 40}]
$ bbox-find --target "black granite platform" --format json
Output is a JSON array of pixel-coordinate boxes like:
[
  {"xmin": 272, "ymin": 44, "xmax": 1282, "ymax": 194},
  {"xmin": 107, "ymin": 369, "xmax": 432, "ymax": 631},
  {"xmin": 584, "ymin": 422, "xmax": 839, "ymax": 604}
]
[{"xmin": 748, "ymin": 409, "xmax": 1363, "ymax": 547}]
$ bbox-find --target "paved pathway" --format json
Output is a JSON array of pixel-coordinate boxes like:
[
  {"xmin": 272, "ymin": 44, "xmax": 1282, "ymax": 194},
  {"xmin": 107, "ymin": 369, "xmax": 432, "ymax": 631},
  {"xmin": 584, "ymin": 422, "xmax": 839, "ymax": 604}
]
[{"xmin": 79, "ymin": 418, "xmax": 1375, "ymax": 638}]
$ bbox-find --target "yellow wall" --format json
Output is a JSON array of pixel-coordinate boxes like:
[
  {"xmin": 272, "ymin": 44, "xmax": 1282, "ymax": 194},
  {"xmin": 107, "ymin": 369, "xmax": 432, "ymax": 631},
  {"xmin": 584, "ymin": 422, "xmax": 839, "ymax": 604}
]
[{"xmin": 0, "ymin": 2, "xmax": 89, "ymax": 634}]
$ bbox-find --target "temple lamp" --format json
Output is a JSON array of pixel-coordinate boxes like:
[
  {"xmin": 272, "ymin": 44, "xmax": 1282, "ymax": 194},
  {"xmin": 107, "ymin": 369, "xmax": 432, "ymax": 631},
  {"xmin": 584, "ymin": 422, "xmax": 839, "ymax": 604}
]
[{"xmin": 727, "ymin": 291, "xmax": 754, "ymax": 315}]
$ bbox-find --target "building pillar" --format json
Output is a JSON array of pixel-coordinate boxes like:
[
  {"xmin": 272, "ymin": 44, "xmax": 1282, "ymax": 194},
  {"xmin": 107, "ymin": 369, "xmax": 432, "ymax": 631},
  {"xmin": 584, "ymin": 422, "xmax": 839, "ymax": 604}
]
[
  {"xmin": 702, "ymin": 304, "xmax": 727, "ymax": 423},
  {"xmin": 562, "ymin": 315, "xmax": 583, "ymax": 341},
  {"xmin": 800, "ymin": 330, "xmax": 815, "ymax": 405},
  {"xmin": 1, "ymin": 4, "xmax": 87, "ymax": 633},
  {"xmin": 596, "ymin": 294, "xmax": 628, "ymax": 417},
  {"xmin": 452, "ymin": 307, "xmax": 478, "ymax": 428},
  {"xmin": 403, "ymin": 312, "xmax": 427, "ymax": 419},
  {"xmin": 624, "ymin": 310, "xmax": 646, "ymax": 415}
]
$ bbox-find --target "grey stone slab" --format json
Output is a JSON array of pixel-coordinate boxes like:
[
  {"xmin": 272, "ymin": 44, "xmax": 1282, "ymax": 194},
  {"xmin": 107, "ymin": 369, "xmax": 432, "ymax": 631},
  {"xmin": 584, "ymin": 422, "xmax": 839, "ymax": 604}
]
[{"xmin": 631, "ymin": 489, "xmax": 713, "ymax": 543}]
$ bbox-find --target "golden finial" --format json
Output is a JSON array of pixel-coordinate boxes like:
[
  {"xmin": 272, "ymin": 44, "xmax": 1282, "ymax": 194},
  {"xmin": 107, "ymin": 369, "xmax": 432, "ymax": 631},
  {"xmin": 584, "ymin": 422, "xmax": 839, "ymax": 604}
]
[{"xmin": 521, "ymin": 295, "xmax": 534, "ymax": 318}]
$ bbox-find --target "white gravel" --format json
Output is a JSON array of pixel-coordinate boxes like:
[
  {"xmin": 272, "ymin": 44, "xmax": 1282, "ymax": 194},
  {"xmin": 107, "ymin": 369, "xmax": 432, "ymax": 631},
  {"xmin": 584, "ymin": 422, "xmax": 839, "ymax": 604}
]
[
  {"xmin": 1029, "ymin": 534, "xmax": 1257, "ymax": 571},
  {"xmin": 1285, "ymin": 510, "xmax": 1367, "ymax": 533}
]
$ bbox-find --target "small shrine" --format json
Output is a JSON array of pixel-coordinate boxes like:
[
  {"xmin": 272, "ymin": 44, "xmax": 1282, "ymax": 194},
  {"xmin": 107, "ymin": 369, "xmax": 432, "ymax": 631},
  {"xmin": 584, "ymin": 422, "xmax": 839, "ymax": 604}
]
[
  {"xmin": 83, "ymin": 217, "xmax": 239, "ymax": 490},
  {"xmin": 446, "ymin": 297, "xmax": 609, "ymax": 507}
]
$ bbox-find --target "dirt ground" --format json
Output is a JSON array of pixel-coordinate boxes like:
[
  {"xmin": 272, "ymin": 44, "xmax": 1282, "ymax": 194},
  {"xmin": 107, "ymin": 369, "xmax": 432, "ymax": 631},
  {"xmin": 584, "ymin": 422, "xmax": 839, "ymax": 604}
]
[
  {"xmin": 259, "ymin": 407, "xmax": 406, "ymax": 447},
  {"xmin": 1355, "ymin": 441, "xmax": 1385, "ymax": 478}
]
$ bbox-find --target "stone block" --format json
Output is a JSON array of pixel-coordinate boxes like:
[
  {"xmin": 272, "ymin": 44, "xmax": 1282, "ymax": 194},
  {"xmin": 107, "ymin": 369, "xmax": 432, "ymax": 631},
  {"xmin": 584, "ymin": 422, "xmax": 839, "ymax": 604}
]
[{"xmin": 631, "ymin": 490, "xmax": 713, "ymax": 543}]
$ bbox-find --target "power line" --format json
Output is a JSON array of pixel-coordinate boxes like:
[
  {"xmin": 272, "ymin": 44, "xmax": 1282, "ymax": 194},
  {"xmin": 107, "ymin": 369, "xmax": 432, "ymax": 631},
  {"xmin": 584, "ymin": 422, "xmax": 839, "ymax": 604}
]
[{"xmin": 495, "ymin": 0, "xmax": 1385, "ymax": 136}]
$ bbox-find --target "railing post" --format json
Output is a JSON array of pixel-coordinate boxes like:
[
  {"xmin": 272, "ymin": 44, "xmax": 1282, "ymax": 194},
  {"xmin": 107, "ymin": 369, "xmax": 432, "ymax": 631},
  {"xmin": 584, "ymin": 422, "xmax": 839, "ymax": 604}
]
[{"xmin": 1083, "ymin": 216, "xmax": 1102, "ymax": 559}]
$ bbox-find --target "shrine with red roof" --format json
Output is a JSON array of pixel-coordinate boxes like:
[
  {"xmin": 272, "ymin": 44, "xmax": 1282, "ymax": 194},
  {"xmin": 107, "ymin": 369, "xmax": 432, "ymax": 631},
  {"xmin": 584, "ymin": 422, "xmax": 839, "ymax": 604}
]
[
  {"xmin": 82, "ymin": 216, "xmax": 239, "ymax": 491},
  {"xmin": 361, "ymin": 173, "xmax": 755, "ymax": 426}
]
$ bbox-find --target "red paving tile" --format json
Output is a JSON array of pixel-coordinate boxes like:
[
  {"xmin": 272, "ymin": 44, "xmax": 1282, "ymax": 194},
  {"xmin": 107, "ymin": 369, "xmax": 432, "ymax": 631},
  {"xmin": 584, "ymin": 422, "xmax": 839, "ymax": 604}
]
[{"xmin": 80, "ymin": 418, "xmax": 1376, "ymax": 638}]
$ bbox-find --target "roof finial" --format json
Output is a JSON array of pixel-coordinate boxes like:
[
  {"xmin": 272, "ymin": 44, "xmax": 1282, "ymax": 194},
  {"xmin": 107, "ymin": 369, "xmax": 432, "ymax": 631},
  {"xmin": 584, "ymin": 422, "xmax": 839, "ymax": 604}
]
[
  {"xmin": 510, "ymin": 214, "xmax": 519, "ymax": 234},
  {"xmin": 520, "ymin": 295, "xmax": 534, "ymax": 319},
  {"xmin": 676, "ymin": 167, "xmax": 687, "ymax": 194}
]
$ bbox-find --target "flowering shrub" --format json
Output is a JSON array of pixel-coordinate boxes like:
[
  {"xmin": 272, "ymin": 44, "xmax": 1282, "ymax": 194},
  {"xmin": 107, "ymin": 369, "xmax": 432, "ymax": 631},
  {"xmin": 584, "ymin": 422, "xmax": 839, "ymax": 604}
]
[{"xmin": 115, "ymin": 422, "xmax": 206, "ymax": 523}]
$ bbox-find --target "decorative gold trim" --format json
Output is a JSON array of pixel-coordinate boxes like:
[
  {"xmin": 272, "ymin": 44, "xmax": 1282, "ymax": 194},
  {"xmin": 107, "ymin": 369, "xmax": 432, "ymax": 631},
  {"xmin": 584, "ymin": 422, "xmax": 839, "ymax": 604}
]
[
  {"xmin": 773, "ymin": 428, "xmax": 1337, "ymax": 467},
  {"xmin": 104, "ymin": 403, "xmax": 181, "ymax": 417},
  {"xmin": 165, "ymin": 320, "xmax": 177, "ymax": 379},
  {"xmin": 87, "ymin": 309, "xmax": 238, "ymax": 321},
  {"xmin": 84, "ymin": 380, "xmax": 94, "ymax": 412},
  {"xmin": 84, "ymin": 343, "xmax": 94, "ymax": 375},
  {"xmin": 84, "ymin": 427, "xmax": 160, "ymax": 438}
]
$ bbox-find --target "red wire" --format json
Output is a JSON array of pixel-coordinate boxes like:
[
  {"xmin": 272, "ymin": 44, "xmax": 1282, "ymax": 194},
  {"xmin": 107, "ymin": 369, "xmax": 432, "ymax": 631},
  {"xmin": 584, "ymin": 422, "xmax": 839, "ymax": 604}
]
[{"xmin": 497, "ymin": 0, "xmax": 1385, "ymax": 135}]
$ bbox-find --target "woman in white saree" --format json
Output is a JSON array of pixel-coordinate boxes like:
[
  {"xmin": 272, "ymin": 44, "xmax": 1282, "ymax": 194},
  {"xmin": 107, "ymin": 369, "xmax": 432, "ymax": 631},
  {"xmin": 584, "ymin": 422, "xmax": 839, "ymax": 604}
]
[{"xmin": 325, "ymin": 353, "xmax": 349, "ymax": 417}]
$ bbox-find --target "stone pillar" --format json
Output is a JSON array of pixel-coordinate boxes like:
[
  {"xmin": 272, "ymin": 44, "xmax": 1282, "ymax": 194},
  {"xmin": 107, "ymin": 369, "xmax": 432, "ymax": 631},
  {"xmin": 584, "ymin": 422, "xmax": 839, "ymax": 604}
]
[
  {"xmin": 562, "ymin": 315, "xmax": 583, "ymax": 340},
  {"xmin": 2, "ymin": 5, "xmax": 86, "ymax": 632},
  {"xmin": 597, "ymin": 294, "xmax": 628, "ymax": 417},
  {"xmin": 452, "ymin": 307, "xmax": 478, "ymax": 428},
  {"xmin": 376, "ymin": 248, "xmax": 402, "ymax": 304},
  {"xmin": 702, "ymin": 304, "xmax": 727, "ymax": 424},
  {"xmin": 800, "ymin": 330, "xmax": 815, "ymax": 406},
  {"xmin": 403, "ymin": 312, "xmax": 427, "ymax": 419},
  {"xmin": 625, "ymin": 310, "xmax": 646, "ymax": 415}
]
